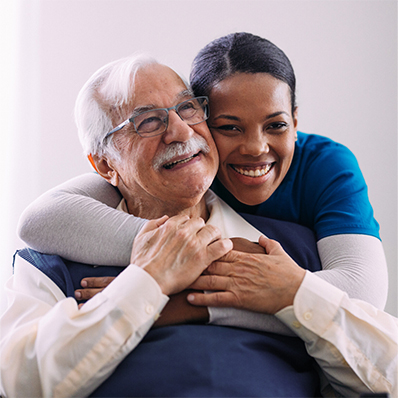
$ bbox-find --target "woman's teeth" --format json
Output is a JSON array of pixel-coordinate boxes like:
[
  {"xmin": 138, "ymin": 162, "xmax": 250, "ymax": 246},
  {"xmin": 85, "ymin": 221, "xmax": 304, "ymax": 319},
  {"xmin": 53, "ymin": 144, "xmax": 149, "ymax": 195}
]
[{"xmin": 232, "ymin": 164, "xmax": 272, "ymax": 177}]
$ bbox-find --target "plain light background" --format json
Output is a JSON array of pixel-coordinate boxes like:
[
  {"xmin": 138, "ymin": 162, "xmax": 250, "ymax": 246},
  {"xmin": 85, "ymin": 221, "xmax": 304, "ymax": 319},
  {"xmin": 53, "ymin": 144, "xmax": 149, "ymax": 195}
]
[{"xmin": 1, "ymin": 0, "xmax": 397, "ymax": 317}]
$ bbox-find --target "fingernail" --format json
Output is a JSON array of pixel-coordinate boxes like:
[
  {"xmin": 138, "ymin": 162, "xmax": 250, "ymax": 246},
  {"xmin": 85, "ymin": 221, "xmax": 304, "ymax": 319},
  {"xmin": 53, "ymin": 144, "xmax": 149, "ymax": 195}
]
[
  {"xmin": 75, "ymin": 291, "xmax": 82, "ymax": 299},
  {"xmin": 81, "ymin": 280, "xmax": 87, "ymax": 287},
  {"xmin": 187, "ymin": 294, "xmax": 194, "ymax": 302}
]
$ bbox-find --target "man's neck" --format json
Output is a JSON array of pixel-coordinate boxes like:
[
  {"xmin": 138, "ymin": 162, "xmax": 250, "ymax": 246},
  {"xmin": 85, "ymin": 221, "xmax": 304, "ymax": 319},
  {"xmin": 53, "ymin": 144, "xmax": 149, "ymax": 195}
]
[{"xmin": 124, "ymin": 195, "xmax": 209, "ymax": 222}]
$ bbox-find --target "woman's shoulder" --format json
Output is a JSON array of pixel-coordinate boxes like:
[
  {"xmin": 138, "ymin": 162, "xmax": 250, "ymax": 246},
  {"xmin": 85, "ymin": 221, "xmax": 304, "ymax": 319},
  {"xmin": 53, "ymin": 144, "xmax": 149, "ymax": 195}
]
[
  {"xmin": 296, "ymin": 131, "xmax": 351, "ymax": 152},
  {"xmin": 294, "ymin": 132, "xmax": 359, "ymax": 171}
]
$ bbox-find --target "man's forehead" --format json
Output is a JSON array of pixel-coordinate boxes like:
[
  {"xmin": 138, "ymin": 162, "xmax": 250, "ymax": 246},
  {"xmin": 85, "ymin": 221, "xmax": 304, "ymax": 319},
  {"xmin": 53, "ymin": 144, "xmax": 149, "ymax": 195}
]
[
  {"xmin": 130, "ymin": 89, "xmax": 192, "ymax": 115},
  {"xmin": 130, "ymin": 64, "xmax": 193, "ymax": 114}
]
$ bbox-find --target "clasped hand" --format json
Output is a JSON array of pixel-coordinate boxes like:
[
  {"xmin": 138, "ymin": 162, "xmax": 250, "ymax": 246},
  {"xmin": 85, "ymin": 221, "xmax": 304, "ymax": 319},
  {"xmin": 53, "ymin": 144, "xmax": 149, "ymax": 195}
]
[
  {"xmin": 187, "ymin": 236, "xmax": 306, "ymax": 315},
  {"xmin": 75, "ymin": 222, "xmax": 305, "ymax": 317},
  {"xmin": 75, "ymin": 214, "xmax": 232, "ymax": 300}
]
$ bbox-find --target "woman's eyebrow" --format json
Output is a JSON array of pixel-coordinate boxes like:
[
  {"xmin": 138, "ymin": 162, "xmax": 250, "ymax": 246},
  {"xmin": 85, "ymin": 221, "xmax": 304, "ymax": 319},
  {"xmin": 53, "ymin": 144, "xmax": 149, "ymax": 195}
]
[
  {"xmin": 213, "ymin": 111, "xmax": 289, "ymax": 121},
  {"xmin": 212, "ymin": 114, "xmax": 240, "ymax": 121},
  {"xmin": 266, "ymin": 111, "xmax": 289, "ymax": 119}
]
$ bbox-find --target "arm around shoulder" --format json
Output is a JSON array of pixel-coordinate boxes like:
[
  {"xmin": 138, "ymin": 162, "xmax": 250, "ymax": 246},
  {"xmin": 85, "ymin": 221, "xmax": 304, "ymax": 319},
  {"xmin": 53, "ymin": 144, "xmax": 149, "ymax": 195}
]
[
  {"xmin": 316, "ymin": 234, "xmax": 388, "ymax": 309},
  {"xmin": 17, "ymin": 173, "xmax": 147, "ymax": 266}
]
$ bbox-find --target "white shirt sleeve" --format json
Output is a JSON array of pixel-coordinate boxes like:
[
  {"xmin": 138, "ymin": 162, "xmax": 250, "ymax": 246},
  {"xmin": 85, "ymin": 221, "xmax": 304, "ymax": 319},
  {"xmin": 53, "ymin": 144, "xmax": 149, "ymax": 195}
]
[
  {"xmin": 0, "ymin": 257, "xmax": 169, "ymax": 398},
  {"xmin": 276, "ymin": 271, "xmax": 397, "ymax": 397}
]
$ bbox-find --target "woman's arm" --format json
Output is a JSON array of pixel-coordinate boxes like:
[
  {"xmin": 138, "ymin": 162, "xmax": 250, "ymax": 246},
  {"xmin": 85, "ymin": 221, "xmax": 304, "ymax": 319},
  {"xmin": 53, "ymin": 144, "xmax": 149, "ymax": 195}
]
[
  {"xmin": 18, "ymin": 173, "xmax": 144, "ymax": 265},
  {"xmin": 315, "ymin": 234, "xmax": 388, "ymax": 309},
  {"xmin": 18, "ymin": 173, "xmax": 388, "ymax": 327}
]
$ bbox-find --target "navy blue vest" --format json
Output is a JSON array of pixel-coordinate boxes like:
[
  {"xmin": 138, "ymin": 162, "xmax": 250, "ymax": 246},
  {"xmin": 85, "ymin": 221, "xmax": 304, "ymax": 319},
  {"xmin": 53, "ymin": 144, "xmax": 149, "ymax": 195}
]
[{"xmin": 16, "ymin": 214, "xmax": 322, "ymax": 397}]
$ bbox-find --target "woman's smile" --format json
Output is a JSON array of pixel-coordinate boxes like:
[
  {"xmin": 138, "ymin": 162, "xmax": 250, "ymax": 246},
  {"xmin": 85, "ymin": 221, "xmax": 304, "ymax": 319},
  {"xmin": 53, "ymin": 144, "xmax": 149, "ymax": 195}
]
[{"xmin": 208, "ymin": 72, "xmax": 297, "ymax": 205}]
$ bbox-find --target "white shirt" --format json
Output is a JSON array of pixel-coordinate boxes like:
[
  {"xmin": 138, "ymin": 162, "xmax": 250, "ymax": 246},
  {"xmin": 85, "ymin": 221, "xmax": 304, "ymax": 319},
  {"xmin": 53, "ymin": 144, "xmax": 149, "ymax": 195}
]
[{"xmin": 1, "ymin": 191, "xmax": 396, "ymax": 397}]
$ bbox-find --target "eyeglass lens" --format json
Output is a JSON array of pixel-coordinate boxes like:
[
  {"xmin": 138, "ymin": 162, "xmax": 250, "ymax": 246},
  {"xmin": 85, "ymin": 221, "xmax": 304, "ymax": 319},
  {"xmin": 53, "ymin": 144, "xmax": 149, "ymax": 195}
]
[{"xmin": 134, "ymin": 97, "xmax": 208, "ymax": 136}]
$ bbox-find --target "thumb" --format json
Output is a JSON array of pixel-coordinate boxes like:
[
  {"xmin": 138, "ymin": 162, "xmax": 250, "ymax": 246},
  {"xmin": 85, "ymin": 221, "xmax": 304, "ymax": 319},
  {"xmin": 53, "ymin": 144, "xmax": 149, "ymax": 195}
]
[
  {"xmin": 258, "ymin": 235, "xmax": 281, "ymax": 254},
  {"xmin": 139, "ymin": 215, "xmax": 169, "ymax": 234}
]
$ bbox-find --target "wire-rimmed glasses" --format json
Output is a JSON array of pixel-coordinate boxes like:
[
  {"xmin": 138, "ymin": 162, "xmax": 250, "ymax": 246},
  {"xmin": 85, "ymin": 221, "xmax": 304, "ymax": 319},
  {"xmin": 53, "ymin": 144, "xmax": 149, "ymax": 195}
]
[{"xmin": 104, "ymin": 96, "xmax": 209, "ymax": 140}]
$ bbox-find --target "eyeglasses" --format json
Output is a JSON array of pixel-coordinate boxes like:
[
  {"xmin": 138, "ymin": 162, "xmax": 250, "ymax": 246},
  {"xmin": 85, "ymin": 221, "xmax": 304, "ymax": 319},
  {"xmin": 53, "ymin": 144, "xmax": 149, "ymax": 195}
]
[{"xmin": 104, "ymin": 96, "xmax": 209, "ymax": 140}]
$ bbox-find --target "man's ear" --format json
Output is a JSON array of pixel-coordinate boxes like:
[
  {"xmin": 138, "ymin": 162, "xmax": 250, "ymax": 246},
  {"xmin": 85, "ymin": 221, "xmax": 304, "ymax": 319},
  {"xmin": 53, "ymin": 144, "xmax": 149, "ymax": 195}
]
[{"xmin": 90, "ymin": 154, "xmax": 120, "ymax": 187}]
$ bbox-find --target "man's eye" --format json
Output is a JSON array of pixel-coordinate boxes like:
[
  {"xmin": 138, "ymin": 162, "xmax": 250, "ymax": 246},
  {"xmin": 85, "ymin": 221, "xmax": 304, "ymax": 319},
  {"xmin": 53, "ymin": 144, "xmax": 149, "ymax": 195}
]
[
  {"xmin": 140, "ymin": 116, "xmax": 161, "ymax": 126},
  {"xmin": 179, "ymin": 102, "xmax": 195, "ymax": 111},
  {"xmin": 136, "ymin": 116, "xmax": 164, "ymax": 133}
]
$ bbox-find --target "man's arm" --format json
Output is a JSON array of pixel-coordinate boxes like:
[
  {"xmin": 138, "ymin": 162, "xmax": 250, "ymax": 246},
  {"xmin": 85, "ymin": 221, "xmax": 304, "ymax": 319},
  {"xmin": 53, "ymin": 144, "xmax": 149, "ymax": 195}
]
[
  {"xmin": 0, "ymin": 257, "xmax": 168, "ymax": 398},
  {"xmin": 276, "ymin": 271, "xmax": 397, "ymax": 397},
  {"xmin": 1, "ymin": 216, "xmax": 232, "ymax": 397}
]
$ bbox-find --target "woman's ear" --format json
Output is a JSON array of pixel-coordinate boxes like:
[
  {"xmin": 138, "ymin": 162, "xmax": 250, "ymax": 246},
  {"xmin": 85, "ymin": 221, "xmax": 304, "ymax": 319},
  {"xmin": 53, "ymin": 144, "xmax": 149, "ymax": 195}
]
[
  {"xmin": 293, "ymin": 106, "xmax": 298, "ymax": 129},
  {"xmin": 90, "ymin": 154, "xmax": 120, "ymax": 187},
  {"xmin": 292, "ymin": 107, "xmax": 298, "ymax": 141}
]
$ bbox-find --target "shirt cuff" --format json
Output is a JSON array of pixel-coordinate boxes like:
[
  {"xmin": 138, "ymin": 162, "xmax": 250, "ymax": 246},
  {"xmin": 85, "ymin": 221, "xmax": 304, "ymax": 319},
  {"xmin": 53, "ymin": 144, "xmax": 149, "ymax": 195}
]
[
  {"xmin": 100, "ymin": 264, "xmax": 169, "ymax": 325},
  {"xmin": 276, "ymin": 271, "xmax": 346, "ymax": 339}
]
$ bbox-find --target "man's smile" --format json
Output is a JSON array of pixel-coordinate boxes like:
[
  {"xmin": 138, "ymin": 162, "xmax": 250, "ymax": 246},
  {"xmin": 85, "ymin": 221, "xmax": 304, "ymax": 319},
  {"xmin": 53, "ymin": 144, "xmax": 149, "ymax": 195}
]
[{"xmin": 163, "ymin": 152, "xmax": 201, "ymax": 169}]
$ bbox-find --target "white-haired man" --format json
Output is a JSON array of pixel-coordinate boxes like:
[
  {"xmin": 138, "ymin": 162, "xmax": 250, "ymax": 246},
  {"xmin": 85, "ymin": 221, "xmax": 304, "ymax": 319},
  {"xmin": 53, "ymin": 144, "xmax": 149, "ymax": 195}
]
[{"xmin": 0, "ymin": 56, "xmax": 235, "ymax": 397}]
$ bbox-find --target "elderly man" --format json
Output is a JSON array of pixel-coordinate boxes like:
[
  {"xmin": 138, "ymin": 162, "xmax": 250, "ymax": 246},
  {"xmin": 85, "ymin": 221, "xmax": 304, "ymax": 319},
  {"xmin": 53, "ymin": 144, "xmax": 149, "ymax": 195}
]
[
  {"xmin": 0, "ymin": 56, "xmax": 233, "ymax": 397},
  {"xmin": 1, "ymin": 55, "xmax": 396, "ymax": 398}
]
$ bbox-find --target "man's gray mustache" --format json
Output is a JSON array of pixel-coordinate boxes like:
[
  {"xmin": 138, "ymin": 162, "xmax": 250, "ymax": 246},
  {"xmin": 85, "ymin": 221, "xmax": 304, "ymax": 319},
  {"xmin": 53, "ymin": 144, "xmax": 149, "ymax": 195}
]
[{"xmin": 153, "ymin": 137, "xmax": 211, "ymax": 170}]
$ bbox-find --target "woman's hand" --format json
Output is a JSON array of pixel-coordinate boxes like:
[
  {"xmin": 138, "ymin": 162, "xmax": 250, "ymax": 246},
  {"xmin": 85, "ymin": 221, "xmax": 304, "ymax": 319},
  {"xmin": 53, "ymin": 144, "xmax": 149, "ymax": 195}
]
[{"xmin": 187, "ymin": 236, "xmax": 306, "ymax": 314}]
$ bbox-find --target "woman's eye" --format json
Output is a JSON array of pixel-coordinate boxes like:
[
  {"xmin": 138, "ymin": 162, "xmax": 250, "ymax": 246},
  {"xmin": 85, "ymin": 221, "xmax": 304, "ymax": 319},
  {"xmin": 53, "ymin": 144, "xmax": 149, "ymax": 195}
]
[
  {"xmin": 267, "ymin": 122, "xmax": 288, "ymax": 132},
  {"xmin": 210, "ymin": 125, "xmax": 241, "ymax": 135}
]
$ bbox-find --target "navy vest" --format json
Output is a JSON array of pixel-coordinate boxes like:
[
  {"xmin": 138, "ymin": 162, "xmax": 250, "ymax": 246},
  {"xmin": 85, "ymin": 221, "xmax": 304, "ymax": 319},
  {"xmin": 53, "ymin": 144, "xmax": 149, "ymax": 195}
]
[{"xmin": 16, "ymin": 214, "xmax": 322, "ymax": 397}]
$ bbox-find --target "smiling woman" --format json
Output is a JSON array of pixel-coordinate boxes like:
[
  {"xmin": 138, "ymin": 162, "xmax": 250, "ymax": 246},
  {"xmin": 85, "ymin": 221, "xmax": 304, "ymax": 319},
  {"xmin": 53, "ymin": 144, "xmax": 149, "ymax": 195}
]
[{"xmin": 207, "ymin": 72, "xmax": 297, "ymax": 206}]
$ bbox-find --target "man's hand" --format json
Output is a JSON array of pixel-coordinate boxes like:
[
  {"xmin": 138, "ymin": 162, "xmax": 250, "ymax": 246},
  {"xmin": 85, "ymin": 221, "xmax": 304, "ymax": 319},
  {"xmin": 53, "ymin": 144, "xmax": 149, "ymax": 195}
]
[
  {"xmin": 131, "ymin": 214, "xmax": 233, "ymax": 296},
  {"xmin": 153, "ymin": 290, "xmax": 209, "ymax": 328},
  {"xmin": 75, "ymin": 277, "xmax": 116, "ymax": 302},
  {"xmin": 187, "ymin": 236, "xmax": 306, "ymax": 314}
]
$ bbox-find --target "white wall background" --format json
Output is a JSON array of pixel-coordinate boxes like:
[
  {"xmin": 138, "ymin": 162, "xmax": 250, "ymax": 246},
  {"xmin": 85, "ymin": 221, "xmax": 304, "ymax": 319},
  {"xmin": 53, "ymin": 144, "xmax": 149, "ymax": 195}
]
[{"xmin": 1, "ymin": 0, "xmax": 397, "ymax": 316}]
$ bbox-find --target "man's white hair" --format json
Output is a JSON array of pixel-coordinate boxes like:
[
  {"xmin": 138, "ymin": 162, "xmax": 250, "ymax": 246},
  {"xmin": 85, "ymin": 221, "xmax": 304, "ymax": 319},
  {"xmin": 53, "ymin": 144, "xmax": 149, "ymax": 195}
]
[{"xmin": 75, "ymin": 53, "xmax": 159, "ymax": 159}]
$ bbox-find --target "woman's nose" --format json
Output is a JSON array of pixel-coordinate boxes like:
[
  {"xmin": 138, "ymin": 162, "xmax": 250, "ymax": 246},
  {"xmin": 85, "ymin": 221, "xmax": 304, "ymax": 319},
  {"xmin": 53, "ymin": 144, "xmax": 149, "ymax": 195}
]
[{"xmin": 239, "ymin": 129, "xmax": 269, "ymax": 157}]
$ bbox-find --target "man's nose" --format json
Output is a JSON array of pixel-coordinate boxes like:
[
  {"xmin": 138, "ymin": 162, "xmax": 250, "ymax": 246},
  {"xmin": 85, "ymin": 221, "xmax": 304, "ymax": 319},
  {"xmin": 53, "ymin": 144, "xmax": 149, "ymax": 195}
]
[{"xmin": 162, "ymin": 110, "xmax": 194, "ymax": 144}]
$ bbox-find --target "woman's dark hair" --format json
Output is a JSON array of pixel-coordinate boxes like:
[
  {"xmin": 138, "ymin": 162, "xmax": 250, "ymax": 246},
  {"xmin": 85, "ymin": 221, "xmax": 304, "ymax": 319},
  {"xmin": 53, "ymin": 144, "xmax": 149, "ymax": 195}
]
[{"xmin": 190, "ymin": 32, "xmax": 296, "ymax": 113}]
